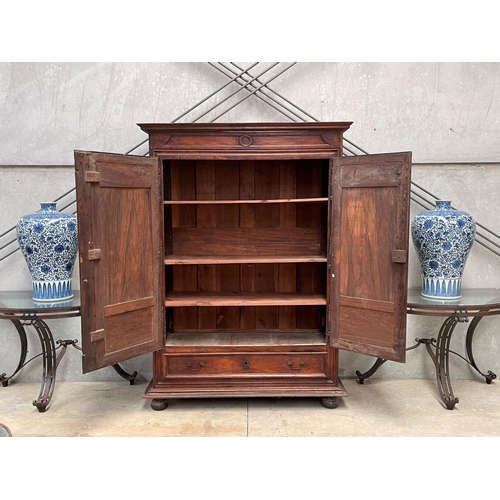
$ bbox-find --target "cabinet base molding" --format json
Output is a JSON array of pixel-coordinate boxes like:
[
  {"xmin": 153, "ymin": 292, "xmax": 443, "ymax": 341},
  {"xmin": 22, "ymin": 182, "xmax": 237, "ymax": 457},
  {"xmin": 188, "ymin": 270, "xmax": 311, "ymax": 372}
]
[{"xmin": 143, "ymin": 378, "xmax": 347, "ymax": 400}]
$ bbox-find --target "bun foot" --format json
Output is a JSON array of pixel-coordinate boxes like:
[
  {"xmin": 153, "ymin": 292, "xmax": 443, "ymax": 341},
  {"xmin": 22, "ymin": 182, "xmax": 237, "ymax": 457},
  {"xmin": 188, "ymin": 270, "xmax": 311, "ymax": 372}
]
[
  {"xmin": 151, "ymin": 399, "xmax": 169, "ymax": 411},
  {"xmin": 320, "ymin": 397, "xmax": 339, "ymax": 409}
]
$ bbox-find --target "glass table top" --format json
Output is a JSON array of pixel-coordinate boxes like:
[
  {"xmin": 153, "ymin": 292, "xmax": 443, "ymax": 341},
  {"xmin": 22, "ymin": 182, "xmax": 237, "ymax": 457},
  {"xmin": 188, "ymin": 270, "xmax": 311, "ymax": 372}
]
[
  {"xmin": 0, "ymin": 290, "xmax": 80, "ymax": 312},
  {"xmin": 407, "ymin": 288, "xmax": 500, "ymax": 308}
]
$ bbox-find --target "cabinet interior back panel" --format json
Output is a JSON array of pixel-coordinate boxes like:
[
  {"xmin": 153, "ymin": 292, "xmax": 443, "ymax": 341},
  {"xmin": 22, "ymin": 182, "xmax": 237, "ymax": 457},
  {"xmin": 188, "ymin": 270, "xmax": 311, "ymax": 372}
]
[
  {"xmin": 170, "ymin": 263, "xmax": 326, "ymax": 331},
  {"xmin": 165, "ymin": 158, "xmax": 329, "ymax": 333},
  {"xmin": 166, "ymin": 159, "xmax": 328, "ymax": 254}
]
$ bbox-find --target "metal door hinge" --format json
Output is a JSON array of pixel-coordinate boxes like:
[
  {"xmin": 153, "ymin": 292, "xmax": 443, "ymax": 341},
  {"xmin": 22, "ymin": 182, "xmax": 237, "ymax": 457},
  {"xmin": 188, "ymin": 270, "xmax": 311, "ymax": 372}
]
[
  {"xmin": 392, "ymin": 250, "xmax": 407, "ymax": 263},
  {"xmin": 85, "ymin": 171, "xmax": 100, "ymax": 183},
  {"xmin": 90, "ymin": 329, "xmax": 105, "ymax": 342},
  {"xmin": 88, "ymin": 249, "xmax": 102, "ymax": 261}
]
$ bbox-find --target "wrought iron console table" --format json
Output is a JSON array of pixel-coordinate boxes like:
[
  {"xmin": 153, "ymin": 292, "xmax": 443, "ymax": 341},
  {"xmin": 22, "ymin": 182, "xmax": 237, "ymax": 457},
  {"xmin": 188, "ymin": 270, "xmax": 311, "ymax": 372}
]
[
  {"xmin": 0, "ymin": 290, "xmax": 136, "ymax": 412},
  {"xmin": 357, "ymin": 288, "xmax": 500, "ymax": 410}
]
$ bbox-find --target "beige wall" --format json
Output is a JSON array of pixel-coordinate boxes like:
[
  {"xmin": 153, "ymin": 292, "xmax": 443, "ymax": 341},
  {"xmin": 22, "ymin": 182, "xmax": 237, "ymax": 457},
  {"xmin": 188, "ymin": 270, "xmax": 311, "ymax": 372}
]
[{"xmin": 1, "ymin": 62, "xmax": 499, "ymax": 163}]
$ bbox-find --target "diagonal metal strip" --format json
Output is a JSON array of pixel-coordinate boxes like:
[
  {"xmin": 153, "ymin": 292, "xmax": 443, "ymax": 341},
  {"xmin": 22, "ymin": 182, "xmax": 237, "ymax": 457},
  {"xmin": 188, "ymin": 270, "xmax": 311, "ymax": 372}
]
[
  {"xmin": 129, "ymin": 62, "xmax": 288, "ymax": 153},
  {"xmin": 1, "ymin": 62, "xmax": 499, "ymax": 261},
  {"xmin": 212, "ymin": 62, "xmax": 500, "ymax": 257},
  {"xmin": 126, "ymin": 62, "xmax": 262, "ymax": 154},
  {"xmin": 216, "ymin": 63, "xmax": 368, "ymax": 155},
  {"xmin": 1, "ymin": 63, "xmax": 290, "ymax": 259},
  {"xmin": 209, "ymin": 62, "xmax": 305, "ymax": 122},
  {"xmin": 194, "ymin": 62, "xmax": 282, "ymax": 122},
  {"xmin": 209, "ymin": 63, "xmax": 297, "ymax": 122}
]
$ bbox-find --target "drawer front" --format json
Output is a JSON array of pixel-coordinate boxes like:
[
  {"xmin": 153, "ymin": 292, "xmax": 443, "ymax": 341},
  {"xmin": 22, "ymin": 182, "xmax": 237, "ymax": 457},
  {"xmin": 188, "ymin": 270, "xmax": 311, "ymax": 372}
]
[{"xmin": 167, "ymin": 354, "xmax": 325, "ymax": 376}]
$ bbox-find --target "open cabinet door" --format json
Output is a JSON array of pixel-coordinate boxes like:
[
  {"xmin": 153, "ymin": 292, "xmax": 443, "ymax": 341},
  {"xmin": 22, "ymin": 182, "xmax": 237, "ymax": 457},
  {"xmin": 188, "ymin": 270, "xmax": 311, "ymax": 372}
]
[
  {"xmin": 329, "ymin": 152, "xmax": 411, "ymax": 362},
  {"xmin": 74, "ymin": 151, "xmax": 163, "ymax": 373}
]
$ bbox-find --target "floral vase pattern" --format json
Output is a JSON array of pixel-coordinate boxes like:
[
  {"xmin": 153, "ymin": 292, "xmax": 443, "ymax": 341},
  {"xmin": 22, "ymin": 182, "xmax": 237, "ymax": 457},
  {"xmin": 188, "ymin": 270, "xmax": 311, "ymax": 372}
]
[
  {"xmin": 411, "ymin": 200, "xmax": 475, "ymax": 299},
  {"xmin": 16, "ymin": 202, "xmax": 78, "ymax": 302}
]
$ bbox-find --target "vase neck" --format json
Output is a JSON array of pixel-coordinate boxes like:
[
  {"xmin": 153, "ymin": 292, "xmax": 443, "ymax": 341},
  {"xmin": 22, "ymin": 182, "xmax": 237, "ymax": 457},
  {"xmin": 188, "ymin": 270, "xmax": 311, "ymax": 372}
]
[
  {"xmin": 39, "ymin": 202, "xmax": 58, "ymax": 212},
  {"xmin": 435, "ymin": 200, "xmax": 452, "ymax": 210}
]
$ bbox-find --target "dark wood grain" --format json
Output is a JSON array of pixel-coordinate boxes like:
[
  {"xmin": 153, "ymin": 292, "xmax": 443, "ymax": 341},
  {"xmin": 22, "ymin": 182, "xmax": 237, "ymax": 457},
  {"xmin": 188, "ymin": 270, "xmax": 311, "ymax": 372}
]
[
  {"xmin": 196, "ymin": 160, "xmax": 217, "ymax": 330},
  {"xmin": 74, "ymin": 151, "xmax": 163, "ymax": 373},
  {"xmin": 330, "ymin": 152, "xmax": 411, "ymax": 362}
]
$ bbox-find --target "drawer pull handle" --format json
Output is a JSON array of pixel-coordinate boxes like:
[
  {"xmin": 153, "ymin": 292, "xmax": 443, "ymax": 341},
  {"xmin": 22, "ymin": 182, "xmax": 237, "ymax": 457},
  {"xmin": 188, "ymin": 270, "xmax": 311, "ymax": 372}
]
[
  {"xmin": 186, "ymin": 361, "xmax": 205, "ymax": 371},
  {"xmin": 288, "ymin": 361, "xmax": 305, "ymax": 370},
  {"xmin": 242, "ymin": 358, "xmax": 250, "ymax": 369}
]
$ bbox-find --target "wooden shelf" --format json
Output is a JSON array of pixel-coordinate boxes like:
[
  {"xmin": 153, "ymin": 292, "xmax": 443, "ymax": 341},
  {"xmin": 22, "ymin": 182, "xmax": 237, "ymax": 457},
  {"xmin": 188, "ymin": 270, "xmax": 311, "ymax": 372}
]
[
  {"xmin": 165, "ymin": 254, "xmax": 327, "ymax": 265},
  {"xmin": 164, "ymin": 198, "xmax": 328, "ymax": 205},
  {"xmin": 165, "ymin": 292, "xmax": 327, "ymax": 307},
  {"xmin": 164, "ymin": 331, "xmax": 326, "ymax": 353}
]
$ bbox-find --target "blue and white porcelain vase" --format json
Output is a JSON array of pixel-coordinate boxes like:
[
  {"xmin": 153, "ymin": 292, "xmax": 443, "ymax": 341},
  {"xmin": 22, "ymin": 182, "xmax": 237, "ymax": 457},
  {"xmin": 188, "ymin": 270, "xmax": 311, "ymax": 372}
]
[
  {"xmin": 16, "ymin": 202, "xmax": 78, "ymax": 302},
  {"xmin": 411, "ymin": 200, "xmax": 476, "ymax": 300}
]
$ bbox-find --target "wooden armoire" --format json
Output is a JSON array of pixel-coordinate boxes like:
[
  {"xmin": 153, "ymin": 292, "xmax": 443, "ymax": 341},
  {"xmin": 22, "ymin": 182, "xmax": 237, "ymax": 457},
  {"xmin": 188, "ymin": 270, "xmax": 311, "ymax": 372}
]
[{"xmin": 74, "ymin": 122, "xmax": 411, "ymax": 410}]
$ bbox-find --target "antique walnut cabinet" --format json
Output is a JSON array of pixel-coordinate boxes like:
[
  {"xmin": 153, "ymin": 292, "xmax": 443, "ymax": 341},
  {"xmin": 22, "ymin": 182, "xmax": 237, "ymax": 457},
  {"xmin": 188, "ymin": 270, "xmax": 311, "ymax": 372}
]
[{"xmin": 74, "ymin": 122, "xmax": 411, "ymax": 410}]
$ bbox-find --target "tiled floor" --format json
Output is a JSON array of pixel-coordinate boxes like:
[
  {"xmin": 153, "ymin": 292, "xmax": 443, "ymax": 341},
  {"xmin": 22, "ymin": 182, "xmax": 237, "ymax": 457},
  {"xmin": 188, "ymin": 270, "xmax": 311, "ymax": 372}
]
[{"xmin": 2, "ymin": 377, "xmax": 500, "ymax": 437}]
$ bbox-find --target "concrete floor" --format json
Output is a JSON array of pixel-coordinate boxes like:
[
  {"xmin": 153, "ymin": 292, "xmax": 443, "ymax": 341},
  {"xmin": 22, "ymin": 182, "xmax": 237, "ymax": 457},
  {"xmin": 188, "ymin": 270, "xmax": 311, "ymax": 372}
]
[
  {"xmin": 2, "ymin": 377, "xmax": 500, "ymax": 437},
  {"xmin": 4, "ymin": 377, "xmax": 499, "ymax": 499}
]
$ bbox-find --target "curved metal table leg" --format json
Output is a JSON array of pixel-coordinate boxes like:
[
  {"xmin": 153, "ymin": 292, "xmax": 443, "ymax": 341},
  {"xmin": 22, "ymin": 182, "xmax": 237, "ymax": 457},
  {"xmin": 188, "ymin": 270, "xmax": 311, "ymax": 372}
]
[
  {"xmin": 426, "ymin": 316, "xmax": 460, "ymax": 410},
  {"xmin": 356, "ymin": 339, "xmax": 422, "ymax": 384},
  {"xmin": 30, "ymin": 319, "xmax": 58, "ymax": 413},
  {"xmin": 465, "ymin": 316, "xmax": 497, "ymax": 384},
  {"xmin": 356, "ymin": 358, "xmax": 387, "ymax": 384},
  {"xmin": 55, "ymin": 339, "xmax": 137, "ymax": 384},
  {"xmin": 67, "ymin": 340, "xmax": 137, "ymax": 384},
  {"xmin": 2, "ymin": 314, "xmax": 137, "ymax": 412},
  {"xmin": 0, "ymin": 319, "xmax": 28, "ymax": 387},
  {"xmin": 112, "ymin": 364, "xmax": 137, "ymax": 385}
]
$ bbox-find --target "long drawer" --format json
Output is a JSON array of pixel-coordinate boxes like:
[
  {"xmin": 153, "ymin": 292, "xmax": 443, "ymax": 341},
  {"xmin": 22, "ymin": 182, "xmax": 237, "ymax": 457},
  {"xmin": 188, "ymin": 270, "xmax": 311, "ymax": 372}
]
[{"xmin": 166, "ymin": 353, "xmax": 326, "ymax": 376}]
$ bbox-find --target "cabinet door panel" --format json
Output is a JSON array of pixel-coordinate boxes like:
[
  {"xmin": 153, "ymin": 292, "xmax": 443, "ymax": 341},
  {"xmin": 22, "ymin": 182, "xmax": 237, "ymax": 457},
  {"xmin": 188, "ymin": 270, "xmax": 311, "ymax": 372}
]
[
  {"xmin": 329, "ymin": 152, "xmax": 411, "ymax": 362},
  {"xmin": 75, "ymin": 151, "xmax": 163, "ymax": 373}
]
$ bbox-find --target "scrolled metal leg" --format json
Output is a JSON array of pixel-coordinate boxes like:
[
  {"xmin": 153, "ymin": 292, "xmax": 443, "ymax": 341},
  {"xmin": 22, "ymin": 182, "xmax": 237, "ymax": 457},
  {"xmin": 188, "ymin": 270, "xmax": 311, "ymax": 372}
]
[
  {"xmin": 465, "ymin": 316, "xmax": 497, "ymax": 384},
  {"xmin": 356, "ymin": 358, "xmax": 387, "ymax": 384},
  {"xmin": 427, "ymin": 317, "xmax": 460, "ymax": 410},
  {"xmin": 2, "ymin": 314, "xmax": 82, "ymax": 412},
  {"xmin": 356, "ymin": 339, "xmax": 422, "ymax": 384},
  {"xmin": 112, "ymin": 364, "xmax": 137, "ymax": 385},
  {"xmin": 0, "ymin": 319, "xmax": 28, "ymax": 387},
  {"xmin": 30, "ymin": 319, "xmax": 58, "ymax": 413}
]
